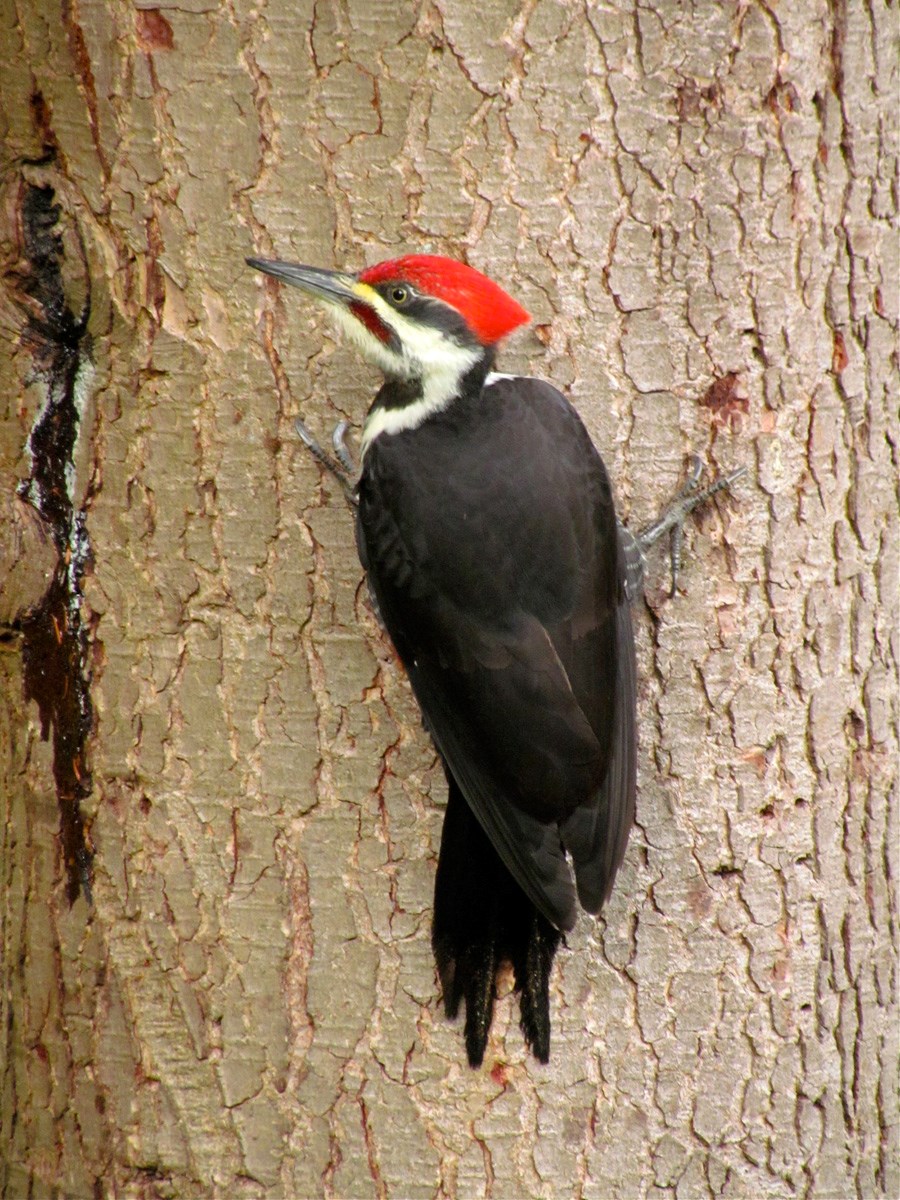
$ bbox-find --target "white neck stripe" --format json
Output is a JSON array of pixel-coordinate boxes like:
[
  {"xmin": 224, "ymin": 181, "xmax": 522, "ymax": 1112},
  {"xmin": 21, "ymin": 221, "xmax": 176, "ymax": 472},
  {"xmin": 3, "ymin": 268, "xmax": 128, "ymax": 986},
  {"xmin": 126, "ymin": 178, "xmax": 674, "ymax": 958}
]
[
  {"xmin": 361, "ymin": 340, "xmax": 480, "ymax": 455},
  {"xmin": 361, "ymin": 393, "xmax": 447, "ymax": 454},
  {"xmin": 360, "ymin": 369, "xmax": 523, "ymax": 455}
]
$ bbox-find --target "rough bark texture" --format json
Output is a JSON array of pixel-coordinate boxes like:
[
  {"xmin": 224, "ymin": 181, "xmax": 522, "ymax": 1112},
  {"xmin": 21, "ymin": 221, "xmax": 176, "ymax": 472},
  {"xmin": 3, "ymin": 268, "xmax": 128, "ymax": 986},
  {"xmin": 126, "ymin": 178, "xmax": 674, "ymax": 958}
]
[{"xmin": 1, "ymin": 1, "xmax": 897, "ymax": 1197}]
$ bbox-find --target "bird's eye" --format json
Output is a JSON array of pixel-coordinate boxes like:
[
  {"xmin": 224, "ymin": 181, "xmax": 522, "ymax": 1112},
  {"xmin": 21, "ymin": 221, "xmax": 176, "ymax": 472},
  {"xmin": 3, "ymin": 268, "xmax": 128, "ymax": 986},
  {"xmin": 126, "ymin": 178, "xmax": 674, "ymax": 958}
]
[{"xmin": 390, "ymin": 286, "xmax": 409, "ymax": 306}]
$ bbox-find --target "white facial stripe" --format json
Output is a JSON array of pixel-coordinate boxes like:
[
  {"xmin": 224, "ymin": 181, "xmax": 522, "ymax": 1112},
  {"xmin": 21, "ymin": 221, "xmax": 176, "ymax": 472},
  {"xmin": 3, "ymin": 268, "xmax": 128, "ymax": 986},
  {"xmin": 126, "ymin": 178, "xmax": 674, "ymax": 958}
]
[{"xmin": 343, "ymin": 284, "xmax": 480, "ymax": 455}]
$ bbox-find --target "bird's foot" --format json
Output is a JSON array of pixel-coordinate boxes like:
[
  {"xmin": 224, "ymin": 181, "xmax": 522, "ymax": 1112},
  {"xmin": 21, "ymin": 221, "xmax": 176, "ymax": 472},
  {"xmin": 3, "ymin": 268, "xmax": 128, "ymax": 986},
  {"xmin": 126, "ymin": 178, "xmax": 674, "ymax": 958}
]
[
  {"xmin": 624, "ymin": 456, "xmax": 747, "ymax": 600},
  {"xmin": 294, "ymin": 417, "xmax": 358, "ymax": 503},
  {"xmin": 330, "ymin": 419, "xmax": 357, "ymax": 475}
]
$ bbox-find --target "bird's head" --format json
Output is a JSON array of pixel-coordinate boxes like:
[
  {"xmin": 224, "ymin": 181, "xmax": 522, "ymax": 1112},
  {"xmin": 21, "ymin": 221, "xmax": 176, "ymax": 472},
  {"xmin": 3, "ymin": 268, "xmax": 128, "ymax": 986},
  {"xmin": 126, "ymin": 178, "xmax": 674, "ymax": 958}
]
[{"xmin": 247, "ymin": 253, "xmax": 530, "ymax": 389}]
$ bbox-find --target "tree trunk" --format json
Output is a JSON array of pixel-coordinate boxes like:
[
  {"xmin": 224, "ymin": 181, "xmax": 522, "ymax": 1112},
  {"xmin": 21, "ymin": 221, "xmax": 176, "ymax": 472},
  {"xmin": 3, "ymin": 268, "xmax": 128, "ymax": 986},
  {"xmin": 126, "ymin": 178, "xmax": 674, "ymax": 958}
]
[{"xmin": 1, "ymin": 1, "xmax": 896, "ymax": 1197}]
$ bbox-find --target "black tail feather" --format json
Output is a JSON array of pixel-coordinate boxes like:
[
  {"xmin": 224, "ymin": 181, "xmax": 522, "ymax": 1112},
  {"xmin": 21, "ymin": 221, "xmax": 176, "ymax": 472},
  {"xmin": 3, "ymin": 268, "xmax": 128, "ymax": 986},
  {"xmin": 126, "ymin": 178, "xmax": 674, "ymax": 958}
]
[
  {"xmin": 432, "ymin": 775, "xmax": 563, "ymax": 1067},
  {"xmin": 517, "ymin": 909, "xmax": 560, "ymax": 1062},
  {"xmin": 458, "ymin": 940, "xmax": 498, "ymax": 1068}
]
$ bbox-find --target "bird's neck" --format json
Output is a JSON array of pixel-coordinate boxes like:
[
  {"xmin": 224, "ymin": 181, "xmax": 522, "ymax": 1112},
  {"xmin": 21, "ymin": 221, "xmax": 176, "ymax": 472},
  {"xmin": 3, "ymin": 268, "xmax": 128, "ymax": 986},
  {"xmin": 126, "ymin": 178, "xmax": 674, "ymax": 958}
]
[{"xmin": 360, "ymin": 347, "xmax": 495, "ymax": 455}]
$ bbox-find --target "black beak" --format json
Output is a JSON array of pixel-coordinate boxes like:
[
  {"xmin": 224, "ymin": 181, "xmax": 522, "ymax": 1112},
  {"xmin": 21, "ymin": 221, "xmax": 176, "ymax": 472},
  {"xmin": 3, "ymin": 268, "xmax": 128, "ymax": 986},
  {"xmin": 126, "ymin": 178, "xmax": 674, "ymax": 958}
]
[{"xmin": 246, "ymin": 258, "xmax": 358, "ymax": 306}]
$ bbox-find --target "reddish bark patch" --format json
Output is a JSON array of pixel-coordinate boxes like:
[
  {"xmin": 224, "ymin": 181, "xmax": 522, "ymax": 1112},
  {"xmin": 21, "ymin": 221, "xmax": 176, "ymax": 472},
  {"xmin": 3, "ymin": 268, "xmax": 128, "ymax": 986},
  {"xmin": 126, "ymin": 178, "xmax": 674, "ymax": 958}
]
[
  {"xmin": 766, "ymin": 81, "xmax": 800, "ymax": 115},
  {"xmin": 832, "ymin": 330, "xmax": 849, "ymax": 373},
  {"xmin": 62, "ymin": 0, "xmax": 104, "ymax": 170},
  {"xmin": 675, "ymin": 79, "xmax": 722, "ymax": 120},
  {"xmin": 740, "ymin": 747, "xmax": 769, "ymax": 778},
  {"xmin": 136, "ymin": 9, "xmax": 174, "ymax": 51},
  {"xmin": 699, "ymin": 373, "xmax": 748, "ymax": 426},
  {"xmin": 687, "ymin": 881, "xmax": 713, "ymax": 919},
  {"xmin": 29, "ymin": 90, "xmax": 58, "ymax": 157},
  {"xmin": 490, "ymin": 1061, "xmax": 508, "ymax": 1087}
]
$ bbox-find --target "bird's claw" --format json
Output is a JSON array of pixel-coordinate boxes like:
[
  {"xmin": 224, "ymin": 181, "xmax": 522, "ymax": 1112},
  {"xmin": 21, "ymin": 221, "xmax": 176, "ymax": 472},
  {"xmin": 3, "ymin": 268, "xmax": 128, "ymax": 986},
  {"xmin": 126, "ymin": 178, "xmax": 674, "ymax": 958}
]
[
  {"xmin": 635, "ymin": 459, "xmax": 747, "ymax": 598},
  {"xmin": 293, "ymin": 416, "xmax": 358, "ymax": 503},
  {"xmin": 332, "ymin": 419, "xmax": 357, "ymax": 475}
]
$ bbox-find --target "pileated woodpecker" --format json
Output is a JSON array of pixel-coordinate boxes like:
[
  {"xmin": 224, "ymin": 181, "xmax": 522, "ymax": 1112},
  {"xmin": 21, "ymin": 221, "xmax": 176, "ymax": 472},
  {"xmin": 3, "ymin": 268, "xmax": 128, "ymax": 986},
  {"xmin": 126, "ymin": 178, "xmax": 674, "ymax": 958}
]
[{"xmin": 248, "ymin": 253, "xmax": 739, "ymax": 1067}]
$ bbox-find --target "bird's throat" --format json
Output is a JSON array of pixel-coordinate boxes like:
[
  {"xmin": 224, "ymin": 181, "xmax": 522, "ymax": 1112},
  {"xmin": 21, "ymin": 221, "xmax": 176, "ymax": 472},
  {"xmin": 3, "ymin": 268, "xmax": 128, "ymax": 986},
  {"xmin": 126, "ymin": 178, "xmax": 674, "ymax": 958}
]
[{"xmin": 360, "ymin": 348, "xmax": 491, "ymax": 456}]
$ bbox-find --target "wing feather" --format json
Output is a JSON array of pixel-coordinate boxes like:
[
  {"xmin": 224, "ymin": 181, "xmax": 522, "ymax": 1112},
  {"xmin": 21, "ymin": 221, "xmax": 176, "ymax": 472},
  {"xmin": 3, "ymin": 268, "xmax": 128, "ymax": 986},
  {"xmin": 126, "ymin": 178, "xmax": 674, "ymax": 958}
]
[
  {"xmin": 560, "ymin": 600, "xmax": 637, "ymax": 912},
  {"xmin": 357, "ymin": 375, "xmax": 636, "ymax": 929},
  {"xmin": 407, "ymin": 652, "xmax": 580, "ymax": 930}
]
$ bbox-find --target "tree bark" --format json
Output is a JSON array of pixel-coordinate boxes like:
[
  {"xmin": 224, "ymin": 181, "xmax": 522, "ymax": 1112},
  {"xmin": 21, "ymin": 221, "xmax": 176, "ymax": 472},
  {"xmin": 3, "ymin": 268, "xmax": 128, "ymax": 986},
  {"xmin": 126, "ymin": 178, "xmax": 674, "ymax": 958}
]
[{"xmin": 1, "ymin": 1, "xmax": 896, "ymax": 1197}]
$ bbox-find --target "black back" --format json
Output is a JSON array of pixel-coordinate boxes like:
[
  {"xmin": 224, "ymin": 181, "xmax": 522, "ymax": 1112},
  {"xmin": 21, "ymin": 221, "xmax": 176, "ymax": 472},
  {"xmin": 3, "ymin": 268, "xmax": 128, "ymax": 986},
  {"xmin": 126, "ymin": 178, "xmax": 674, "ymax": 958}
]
[{"xmin": 356, "ymin": 375, "xmax": 636, "ymax": 933}]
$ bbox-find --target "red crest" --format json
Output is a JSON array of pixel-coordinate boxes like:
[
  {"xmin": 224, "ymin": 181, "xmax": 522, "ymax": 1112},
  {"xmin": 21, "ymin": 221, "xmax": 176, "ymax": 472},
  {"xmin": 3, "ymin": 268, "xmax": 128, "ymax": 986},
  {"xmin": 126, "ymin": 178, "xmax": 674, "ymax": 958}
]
[{"xmin": 359, "ymin": 256, "xmax": 531, "ymax": 345}]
